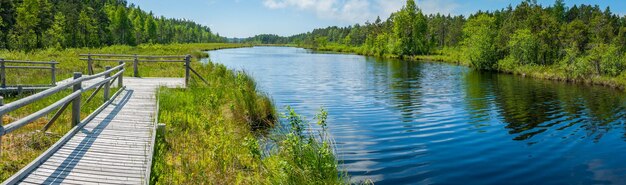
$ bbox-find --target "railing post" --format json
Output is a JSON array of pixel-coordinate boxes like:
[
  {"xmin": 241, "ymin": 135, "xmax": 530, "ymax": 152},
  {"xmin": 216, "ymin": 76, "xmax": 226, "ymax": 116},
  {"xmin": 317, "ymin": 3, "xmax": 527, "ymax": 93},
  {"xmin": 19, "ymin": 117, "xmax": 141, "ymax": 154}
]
[
  {"xmin": 118, "ymin": 61, "xmax": 124, "ymax": 87},
  {"xmin": 185, "ymin": 55, "xmax": 191, "ymax": 87},
  {"xmin": 1, "ymin": 58, "xmax": 5, "ymax": 88},
  {"xmin": 0, "ymin": 96, "xmax": 4, "ymax": 155},
  {"xmin": 87, "ymin": 53, "xmax": 94, "ymax": 75},
  {"xmin": 133, "ymin": 54, "xmax": 139, "ymax": 77},
  {"xmin": 104, "ymin": 66, "xmax": 111, "ymax": 102},
  {"xmin": 71, "ymin": 72, "xmax": 82, "ymax": 127},
  {"xmin": 51, "ymin": 61, "xmax": 56, "ymax": 86}
]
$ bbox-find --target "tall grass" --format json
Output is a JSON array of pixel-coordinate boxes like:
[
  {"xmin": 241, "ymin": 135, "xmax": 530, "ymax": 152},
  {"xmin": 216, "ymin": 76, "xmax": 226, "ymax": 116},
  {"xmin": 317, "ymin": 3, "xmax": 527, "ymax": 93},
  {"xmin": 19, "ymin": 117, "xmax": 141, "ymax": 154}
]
[{"xmin": 152, "ymin": 61, "xmax": 345, "ymax": 184}]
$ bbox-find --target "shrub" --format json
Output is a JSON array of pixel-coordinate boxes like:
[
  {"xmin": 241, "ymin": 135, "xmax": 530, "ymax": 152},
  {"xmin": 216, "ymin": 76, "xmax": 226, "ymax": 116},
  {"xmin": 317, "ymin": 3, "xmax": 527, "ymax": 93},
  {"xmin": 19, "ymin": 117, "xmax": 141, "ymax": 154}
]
[{"xmin": 509, "ymin": 29, "xmax": 540, "ymax": 65}]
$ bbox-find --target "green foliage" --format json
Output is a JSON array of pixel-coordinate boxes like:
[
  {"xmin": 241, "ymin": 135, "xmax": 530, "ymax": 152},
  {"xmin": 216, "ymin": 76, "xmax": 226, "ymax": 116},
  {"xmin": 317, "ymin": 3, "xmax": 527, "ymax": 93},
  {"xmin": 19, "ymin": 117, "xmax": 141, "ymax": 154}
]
[
  {"xmin": 462, "ymin": 14, "xmax": 499, "ymax": 70},
  {"xmin": 10, "ymin": 0, "xmax": 42, "ymax": 50},
  {"xmin": 314, "ymin": 36, "xmax": 329, "ymax": 48},
  {"xmin": 0, "ymin": 0, "xmax": 225, "ymax": 51},
  {"xmin": 589, "ymin": 43, "xmax": 624, "ymax": 76},
  {"xmin": 265, "ymin": 107, "xmax": 342, "ymax": 184},
  {"xmin": 560, "ymin": 20, "xmax": 588, "ymax": 52},
  {"xmin": 109, "ymin": 5, "xmax": 134, "ymax": 45},
  {"xmin": 509, "ymin": 29, "xmax": 539, "ymax": 65},
  {"xmin": 78, "ymin": 8, "xmax": 99, "ymax": 47},
  {"xmin": 392, "ymin": 0, "xmax": 430, "ymax": 56},
  {"xmin": 43, "ymin": 12, "xmax": 67, "ymax": 49}
]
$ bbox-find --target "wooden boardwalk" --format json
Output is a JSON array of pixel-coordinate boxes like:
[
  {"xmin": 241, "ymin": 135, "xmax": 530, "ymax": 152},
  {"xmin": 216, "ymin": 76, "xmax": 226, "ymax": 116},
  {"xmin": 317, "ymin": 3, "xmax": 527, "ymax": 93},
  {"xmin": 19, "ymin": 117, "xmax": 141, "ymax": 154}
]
[{"xmin": 4, "ymin": 77, "xmax": 184, "ymax": 185}]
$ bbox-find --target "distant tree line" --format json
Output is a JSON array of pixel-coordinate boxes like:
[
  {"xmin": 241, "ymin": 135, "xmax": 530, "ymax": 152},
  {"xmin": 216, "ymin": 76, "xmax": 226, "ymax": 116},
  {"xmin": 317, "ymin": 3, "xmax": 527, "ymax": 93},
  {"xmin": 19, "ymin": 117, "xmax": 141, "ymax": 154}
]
[
  {"xmin": 246, "ymin": 0, "xmax": 626, "ymax": 78},
  {"xmin": 0, "ymin": 0, "xmax": 226, "ymax": 51}
]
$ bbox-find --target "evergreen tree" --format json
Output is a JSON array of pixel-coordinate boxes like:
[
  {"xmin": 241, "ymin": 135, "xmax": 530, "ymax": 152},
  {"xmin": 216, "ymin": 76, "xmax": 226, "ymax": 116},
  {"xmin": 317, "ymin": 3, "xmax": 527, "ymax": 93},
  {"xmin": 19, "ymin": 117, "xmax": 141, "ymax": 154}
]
[
  {"xmin": 392, "ymin": 0, "xmax": 429, "ymax": 56},
  {"xmin": 111, "ymin": 6, "xmax": 133, "ymax": 45},
  {"xmin": 11, "ymin": 0, "xmax": 41, "ymax": 50},
  {"xmin": 43, "ymin": 12, "xmax": 67, "ymax": 49},
  {"xmin": 553, "ymin": 0, "xmax": 566, "ymax": 22},
  {"xmin": 78, "ymin": 8, "xmax": 99, "ymax": 47},
  {"xmin": 144, "ymin": 12, "xmax": 157, "ymax": 43}
]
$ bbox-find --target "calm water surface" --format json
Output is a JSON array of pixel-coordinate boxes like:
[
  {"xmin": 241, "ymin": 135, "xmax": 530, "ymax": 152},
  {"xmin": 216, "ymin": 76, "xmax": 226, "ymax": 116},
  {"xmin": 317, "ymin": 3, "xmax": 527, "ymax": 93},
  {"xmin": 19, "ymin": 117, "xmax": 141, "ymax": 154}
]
[{"xmin": 206, "ymin": 47, "xmax": 626, "ymax": 184}]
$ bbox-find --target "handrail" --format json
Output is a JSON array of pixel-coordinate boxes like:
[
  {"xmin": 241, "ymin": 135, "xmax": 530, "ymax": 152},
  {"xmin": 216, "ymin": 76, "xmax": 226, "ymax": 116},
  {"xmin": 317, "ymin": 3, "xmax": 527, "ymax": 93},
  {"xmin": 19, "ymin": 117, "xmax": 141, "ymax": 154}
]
[
  {"xmin": 0, "ymin": 78, "xmax": 80, "ymax": 115},
  {"xmin": 2, "ymin": 91, "xmax": 80, "ymax": 134},
  {"xmin": 80, "ymin": 53, "xmax": 192, "ymax": 87},
  {"xmin": 82, "ymin": 64, "xmax": 124, "ymax": 81},
  {"xmin": 5, "ymin": 66, "xmax": 53, "ymax": 69},
  {"xmin": 0, "ymin": 63, "xmax": 125, "ymax": 115},
  {"xmin": 80, "ymin": 58, "xmax": 185, "ymax": 63},
  {"xmin": 0, "ymin": 59, "xmax": 57, "ymax": 88},
  {"xmin": 0, "ymin": 62, "xmax": 126, "ymax": 150},
  {"xmin": 2, "ymin": 60, "xmax": 60, "ymax": 65},
  {"xmin": 84, "ymin": 70, "xmax": 123, "ymax": 91},
  {"xmin": 79, "ymin": 54, "xmax": 185, "ymax": 59}
]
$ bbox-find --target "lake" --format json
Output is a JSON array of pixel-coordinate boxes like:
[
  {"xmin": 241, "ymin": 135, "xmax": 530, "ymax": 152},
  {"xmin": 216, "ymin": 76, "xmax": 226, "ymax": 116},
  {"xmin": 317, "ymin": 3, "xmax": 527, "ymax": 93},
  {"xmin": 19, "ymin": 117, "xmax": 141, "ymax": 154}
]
[{"xmin": 206, "ymin": 46, "xmax": 626, "ymax": 184}]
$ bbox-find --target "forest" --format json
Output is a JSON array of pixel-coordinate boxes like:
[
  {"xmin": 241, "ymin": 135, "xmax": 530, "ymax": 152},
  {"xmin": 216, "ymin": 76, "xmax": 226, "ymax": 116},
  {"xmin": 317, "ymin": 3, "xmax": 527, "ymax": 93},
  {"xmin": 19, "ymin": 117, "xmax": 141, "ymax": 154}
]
[
  {"xmin": 245, "ymin": 0, "xmax": 626, "ymax": 82},
  {"xmin": 0, "ymin": 0, "xmax": 226, "ymax": 51}
]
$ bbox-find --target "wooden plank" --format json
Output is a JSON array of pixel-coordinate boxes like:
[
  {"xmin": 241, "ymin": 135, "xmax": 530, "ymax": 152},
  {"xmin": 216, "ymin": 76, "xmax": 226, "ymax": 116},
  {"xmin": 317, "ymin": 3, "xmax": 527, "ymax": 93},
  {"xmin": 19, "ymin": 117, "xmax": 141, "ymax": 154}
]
[
  {"xmin": 41, "ymin": 157, "xmax": 146, "ymax": 168},
  {"xmin": 22, "ymin": 172, "xmax": 142, "ymax": 185},
  {"xmin": 39, "ymin": 162, "xmax": 145, "ymax": 174},
  {"xmin": 31, "ymin": 166, "xmax": 144, "ymax": 179}
]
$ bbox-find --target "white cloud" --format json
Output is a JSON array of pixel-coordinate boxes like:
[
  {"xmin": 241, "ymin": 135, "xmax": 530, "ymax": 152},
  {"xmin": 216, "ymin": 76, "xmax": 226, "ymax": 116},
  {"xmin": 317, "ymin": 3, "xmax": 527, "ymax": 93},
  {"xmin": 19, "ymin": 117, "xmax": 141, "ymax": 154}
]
[
  {"xmin": 417, "ymin": 0, "xmax": 460, "ymax": 15},
  {"xmin": 376, "ymin": 0, "xmax": 404, "ymax": 18},
  {"xmin": 262, "ymin": 0, "xmax": 373, "ymax": 22},
  {"xmin": 262, "ymin": 0, "xmax": 460, "ymax": 23}
]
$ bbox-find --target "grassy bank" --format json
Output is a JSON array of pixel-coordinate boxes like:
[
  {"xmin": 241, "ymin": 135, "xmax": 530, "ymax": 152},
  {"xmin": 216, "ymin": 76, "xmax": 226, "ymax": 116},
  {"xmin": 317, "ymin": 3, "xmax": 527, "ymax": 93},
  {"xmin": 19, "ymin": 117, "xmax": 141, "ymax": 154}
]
[
  {"xmin": 307, "ymin": 44, "xmax": 626, "ymax": 90},
  {"xmin": 152, "ymin": 62, "xmax": 344, "ymax": 184},
  {"xmin": 1, "ymin": 43, "xmax": 345, "ymax": 184}
]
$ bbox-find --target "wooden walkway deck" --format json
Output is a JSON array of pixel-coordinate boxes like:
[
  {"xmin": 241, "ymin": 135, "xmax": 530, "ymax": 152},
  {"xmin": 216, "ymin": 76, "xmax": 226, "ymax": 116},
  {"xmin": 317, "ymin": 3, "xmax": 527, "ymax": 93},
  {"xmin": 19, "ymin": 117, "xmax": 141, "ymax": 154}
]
[{"xmin": 4, "ymin": 77, "xmax": 184, "ymax": 185}]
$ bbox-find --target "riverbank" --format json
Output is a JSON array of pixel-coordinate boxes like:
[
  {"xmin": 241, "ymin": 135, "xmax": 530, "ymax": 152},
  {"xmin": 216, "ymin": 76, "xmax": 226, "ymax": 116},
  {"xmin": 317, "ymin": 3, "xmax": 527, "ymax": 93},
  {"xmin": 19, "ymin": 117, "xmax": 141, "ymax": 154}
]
[
  {"xmin": 304, "ymin": 44, "xmax": 626, "ymax": 90},
  {"xmin": 0, "ymin": 43, "xmax": 345, "ymax": 184}
]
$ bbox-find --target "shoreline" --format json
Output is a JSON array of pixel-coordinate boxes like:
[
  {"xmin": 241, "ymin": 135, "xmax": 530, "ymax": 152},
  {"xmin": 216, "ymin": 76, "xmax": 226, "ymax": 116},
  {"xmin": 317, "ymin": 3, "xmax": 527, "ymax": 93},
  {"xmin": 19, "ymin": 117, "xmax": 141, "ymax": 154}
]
[{"xmin": 291, "ymin": 45, "xmax": 626, "ymax": 91}]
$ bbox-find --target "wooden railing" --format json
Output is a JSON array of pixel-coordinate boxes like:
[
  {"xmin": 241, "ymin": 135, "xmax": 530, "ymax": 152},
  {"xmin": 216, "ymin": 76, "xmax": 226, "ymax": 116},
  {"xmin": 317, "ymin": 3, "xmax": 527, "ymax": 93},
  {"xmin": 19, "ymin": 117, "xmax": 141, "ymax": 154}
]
[
  {"xmin": 0, "ymin": 59, "xmax": 58, "ymax": 88},
  {"xmin": 0, "ymin": 63, "xmax": 126, "ymax": 154},
  {"xmin": 79, "ymin": 54, "xmax": 208, "ymax": 87}
]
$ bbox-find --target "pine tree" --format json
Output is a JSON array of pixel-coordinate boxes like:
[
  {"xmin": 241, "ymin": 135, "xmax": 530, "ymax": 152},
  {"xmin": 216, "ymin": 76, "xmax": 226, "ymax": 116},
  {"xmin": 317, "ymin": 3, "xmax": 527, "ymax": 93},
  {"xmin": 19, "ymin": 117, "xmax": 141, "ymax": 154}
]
[
  {"xmin": 43, "ymin": 12, "xmax": 67, "ymax": 49},
  {"xmin": 36, "ymin": 0, "xmax": 53, "ymax": 47},
  {"xmin": 111, "ymin": 6, "xmax": 133, "ymax": 45},
  {"xmin": 11, "ymin": 0, "xmax": 41, "ymax": 50},
  {"xmin": 144, "ymin": 13, "xmax": 157, "ymax": 43},
  {"xmin": 130, "ymin": 8, "xmax": 145, "ymax": 44},
  {"xmin": 392, "ymin": 0, "xmax": 429, "ymax": 56}
]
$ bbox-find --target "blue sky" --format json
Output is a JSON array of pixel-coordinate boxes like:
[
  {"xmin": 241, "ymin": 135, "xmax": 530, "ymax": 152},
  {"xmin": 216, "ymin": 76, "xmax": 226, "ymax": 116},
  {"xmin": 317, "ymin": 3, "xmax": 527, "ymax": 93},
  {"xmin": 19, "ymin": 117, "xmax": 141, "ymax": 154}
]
[{"xmin": 127, "ymin": 0, "xmax": 626, "ymax": 38}]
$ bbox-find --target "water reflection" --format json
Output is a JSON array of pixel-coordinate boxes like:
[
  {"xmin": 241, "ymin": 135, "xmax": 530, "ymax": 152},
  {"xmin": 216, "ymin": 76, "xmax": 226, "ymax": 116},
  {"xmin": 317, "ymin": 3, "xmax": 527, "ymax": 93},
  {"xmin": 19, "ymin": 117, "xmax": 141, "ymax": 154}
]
[
  {"xmin": 463, "ymin": 71, "xmax": 626, "ymax": 142},
  {"xmin": 208, "ymin": 47, "xmax": 626, "ymax": 184}
]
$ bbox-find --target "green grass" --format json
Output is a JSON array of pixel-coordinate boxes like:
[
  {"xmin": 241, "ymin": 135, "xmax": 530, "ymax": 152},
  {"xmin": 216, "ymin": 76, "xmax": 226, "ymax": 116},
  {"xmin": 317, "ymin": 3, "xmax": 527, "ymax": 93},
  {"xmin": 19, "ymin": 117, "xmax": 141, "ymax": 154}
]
[{"xmin": 0, "ymin": 43, "xmax": 346, "ymax": 184}]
